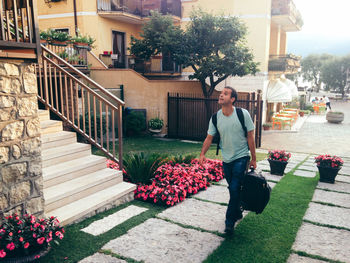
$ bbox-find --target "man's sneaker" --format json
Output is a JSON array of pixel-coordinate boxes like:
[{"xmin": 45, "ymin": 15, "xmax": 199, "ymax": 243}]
[{"xmin": 224, "ymin": 226, "xmax": 234, "ymax": 236}]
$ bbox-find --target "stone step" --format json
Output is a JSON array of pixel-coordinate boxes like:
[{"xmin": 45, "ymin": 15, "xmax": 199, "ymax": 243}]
[
  {"xmin": 41, "ymin": 131, "xmax": 77, "ymax": 150},
  {"xmin": 44, "ymin": 168, "xmax": 123, "ymax": 212},
  {"xmin": 43, "ymin": 155, "xmax": 107, "ymax": 188},
  {"xmin": 40, "ymin": 119, "xmax": 63, "ymax": 135},
  {"xmin": 46, "ymin": 182, "xmax": 136, "ymax": 226},
  {"xmin": 38, "ymin": 109, "xmax": 50, "ymax": 122},
  {"xmin": 41, "ymin": 143, "xmax": 91, "ymax": 168}
]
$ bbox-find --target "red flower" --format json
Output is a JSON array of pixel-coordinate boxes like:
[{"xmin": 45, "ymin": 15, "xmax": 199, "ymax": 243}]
[
  {"xmin": 37, "ymin": 237, "xmax": 45, "ymax": 245},
  {"xmin": 6, "ymin": 242, "xmax": 15, "ymax": 251},
  {"xmin": 0, "ymin": 249, "xmax": 6, "ymax": 258},
  {"xmin": 24, "ymin": 242, "xmax": 30, "ymax": 249},
  {"xmin": 19, "ymin": 237, "xmax": 23, "ymax": 242}
]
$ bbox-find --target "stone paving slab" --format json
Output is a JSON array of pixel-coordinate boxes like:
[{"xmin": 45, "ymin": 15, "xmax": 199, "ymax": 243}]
[
  {"xmin": 317, "ymin": 181, "xmax": 350, "ymax": 194},
  {"xmin": 216, "ymin": 179, "xmax": 228, "ymax": 186},
  {"xmin": 287, "ymin": 254, "xmax": 328, "ymax": 263},
  {"xmin": 297, "ymin": 165, "xmax": 318, "ymax": 172},
  {"xmin": 195, "ymin": 185, "xmax": 229, "ymax": 204},
  {"xmin": 285, "ymin": 167, "xmax": 293, "ymax": 173},
  {"xmin": 339, "ymin": 166, "xmax": 350, "ymax": 174},
  {"xmin": 257, "ymin": 160, "xmax": 269, "ymax": 165},
  {"xmin": 268, "ymin": 182, "xmax": 277, "ymax": 189},
  {"xmin": 81, "ymin": 205, "xmax": 148, "ymax": 236},
  {"xmin": 336, "ymin": 175, "xmax": 350, "ymax": 183},
  {"xmin": 102, "ymin": 218, "xmax": 223, "ymax": 263},
  {"xmin": 312, "ymin": 189, "xmax": 350, "ymax": 208},
  {"xmin": 292, "ymin": 223, "xmax": 350, "ymax": 263},
  {"xmin": 262, "ymin": 171, "xmax": 283, "ymax": 182},
  {"xmin": 79, "ymin": 253, "xmax": 127, "ymax": 263},
  {"xmin": 304, "ymin": 202, "xmax": 350, "ymax": 229},
  {"xmin": 257, "ymin": 164, "xmax": 270, "ymax": 171},
  {"xmin": 159, "ymin": 198, "xmax": 227, "ymax": 233},
  {"xmin": 294, "ymin": 170, "xmax": 316, "ymax": 178}
]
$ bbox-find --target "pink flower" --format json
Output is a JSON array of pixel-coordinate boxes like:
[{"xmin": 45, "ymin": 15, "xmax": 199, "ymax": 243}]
[
  {"xmin": 37, "ymin": 237, "xmax": 45, "ymax": 245},
  {"xmin": 24, "ymin": 242, "xmax": 30, "ymax": 249},
  {"xmin": 6, "ymin": 242, "xmax": 15, "ymax": 251},
  {"xmin": 0, "ymin": 249, "xmax": 6, "ymax": 258},
  {"xmin": 19, "ymin": 237, "xmax": 23, "ymax": 242}
]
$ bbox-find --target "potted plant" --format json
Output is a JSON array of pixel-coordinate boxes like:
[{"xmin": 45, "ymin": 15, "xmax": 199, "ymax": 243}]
[
  {"xmin": 148, "ymin": 117, "xmax": 164, "ymax": 133},
  {"xmin": 315, "ymin": 154, "xmax": 343, "ymax": 183},
  {"xmin": 0, "ymin": 213, "xmax": 64, "ymax": 262},
  {"xmin": 39, "ymin": 30, "xmax": 50, "ymax": 45},
  {"xmin": 263, "ymin": 122, "xmax": 272, "ymax": 131},
  {"xmin": 49, "ymin": 30, "xmax": 70, "ymax": 46},
  {"xmin": 326, "ymin": 111, "xmax": 344, "ymax": 124},
  {"xmin": 71, "ymin": 33, "xmax": 95, "ymax": 49},
  {"xmin": 267, "ymin": 150, "xmax": 291, "ymax": 176}
]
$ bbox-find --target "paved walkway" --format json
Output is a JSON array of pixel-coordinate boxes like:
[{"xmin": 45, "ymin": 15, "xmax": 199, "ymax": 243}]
[
  {"xmin": 261, "ymin": 101, "xmax": 350, "ymax": 157},
  {"xmin": 78, "ymin": 151, "xmax": 350, "ymax": 263}
]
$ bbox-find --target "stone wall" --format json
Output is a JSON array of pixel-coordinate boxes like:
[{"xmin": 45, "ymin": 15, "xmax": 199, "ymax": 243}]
[{"xmin": 0, "ymin": 60, "xmax": 44, "ymax": 218}]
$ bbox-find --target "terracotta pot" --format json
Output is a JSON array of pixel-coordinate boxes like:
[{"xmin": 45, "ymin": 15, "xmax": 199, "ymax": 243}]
[
  {"xmin": 299, "ymin": 111, "xmax": 304, "ymax": 117},
  {"xmin": 268, "ymin": 159, "xmax": 288, "ymax": 176}
]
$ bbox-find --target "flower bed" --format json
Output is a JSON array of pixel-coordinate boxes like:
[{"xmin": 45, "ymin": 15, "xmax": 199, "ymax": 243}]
[
  {"xmin": 108, "ymin": 158, "xmax": 224, "ymax": 207},
  {"xmin": 267, "ymin": 150, "xmax": 291, "ymax": 162},
  {"xmin": 314, "ymin": 154, "xmax": 343, "ymax": 168}
]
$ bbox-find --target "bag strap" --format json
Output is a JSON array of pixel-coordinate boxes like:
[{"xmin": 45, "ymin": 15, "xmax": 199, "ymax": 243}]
[
  {"xmin": 236, "ymin": 107, "xmax": 247, "ymax": 138},
  {"xmin": 212, "ymin": 112, "xmax": 221, "ymax": 155}
]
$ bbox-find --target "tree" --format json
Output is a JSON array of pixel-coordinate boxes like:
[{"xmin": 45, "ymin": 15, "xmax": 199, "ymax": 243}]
[
  {"xmin": 321, "ymin": 55, "xmax": 350, "ymax": 98},
  {"xmin": 130, "ymin": 10, "xmax": 259, "ymax": 99},
  {"xmin": 300, "ymin": 54, "xmax": 333, "ymax": 92}
]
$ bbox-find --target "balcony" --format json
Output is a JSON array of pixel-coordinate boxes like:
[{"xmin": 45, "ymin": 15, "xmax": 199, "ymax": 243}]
[
  {"xmin": 97, "ymin": 0, "xmax": 181, "ymax": 24},
  {"xmin": 0, "ymin": 0, "xmax": 40, "ymax": 60},
  {"xmin": 268, "ymin": 54, "xmax": 301, "ymax": 74},
  {"xmin": 271, "ymin": 0, "xmax": 303, "ymax": 32}
]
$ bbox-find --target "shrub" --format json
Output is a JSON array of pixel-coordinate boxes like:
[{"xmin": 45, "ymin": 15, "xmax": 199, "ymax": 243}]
[
  {"xmin": 123, "ymin": 152, "xmax": 168, "ymax": 184},
  {"xmin": 125, "ymin": 111, "xmax": 146, "ymax": 135},
  {"xmin": 0, "ymin": 213, "xmax": 64, "ymax": 260},
  {"xmin": 148, "ymin": 118, "xmax": 163, "ymax": 130},
  {"xmin": 315, "ymin": 155, "xmax": 343, "ymax": 169},
  {"xmin": 267, "ymin": 150, "xmax": 291, "ymax": 162},
  {"xmin": 170, "ymin": 153, "xmax": 196, "ymax": 165}
]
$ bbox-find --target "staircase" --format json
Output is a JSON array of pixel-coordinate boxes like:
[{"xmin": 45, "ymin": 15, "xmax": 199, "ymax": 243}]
[{"xmin": 39, "ymin": 110, "xmax": 135, "ymax": 225}]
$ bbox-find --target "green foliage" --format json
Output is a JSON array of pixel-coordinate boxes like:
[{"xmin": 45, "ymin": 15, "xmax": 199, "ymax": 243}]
[
  {"xmin": 130, "ymin": 9, "xmax": 259, "ymax": 98},
  {"xmin": 123, "ymin": 152, "xmax": 169, "ymax": 184},
  {"xmin": 51, "ymin": 31, "xmax": 70, "ymax": 42},
  {"xmin": 79, "ymin": 113, "xmax": 117, "ymax": 139},
  {"xmin": 71, "ymin": 33, "xmax": 95, "ymax": 47},
  {"xmin": 304, "ymin": 103, "xmax": 315, "ymax": 112},
  {"xmin": 148, "ymin": 117, "xmax": 163, "ymax": 129},
  {"xmin": 263, "ymin": 123, "xmax": 272, "ymax": 127},
  {"xmin": 125, "ymin": 111, "xmax": 146, "ymax": 135},
  {"xmin": 171, "ymin": 153, "xmax": 197, "ymax": 164}
]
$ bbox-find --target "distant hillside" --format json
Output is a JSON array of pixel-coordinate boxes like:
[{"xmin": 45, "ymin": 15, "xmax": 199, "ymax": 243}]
[{"xmin": 287, "ymin": 33, "xmax": 350, "ymax": 57}]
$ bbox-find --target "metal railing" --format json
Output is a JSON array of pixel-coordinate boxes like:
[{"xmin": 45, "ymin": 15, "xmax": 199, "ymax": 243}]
[
  {"xmin": 44, "ymin": 42, "xmax": 89, "ymax": 67},
  {"xmin": 97, "ymin": 0, "xmax": 181, "ymax": 18},
  {"xmin": 0, "ymin": 0, "xmax": 39, "ymax": 54},
  {"xmin": 271, "ymin": 0, "xmax": 303, "ymax": 28},
  {"xmin": 37, "ymin": 45, "xmax": 125, "ymax": 168},
  {"xmin": 268, "ymin": 54, "xmax": 301, "ymax": 73}
]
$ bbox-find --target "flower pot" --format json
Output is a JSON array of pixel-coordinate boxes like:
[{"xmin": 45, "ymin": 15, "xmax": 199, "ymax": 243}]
[
  {"xmin": 1, "ymin": 246, "xmax": 50, "ymax": 263},
  {"xmin": 317, "ymin": 166, "xmax": 341, "ymax": 184},
  {"xmin": 299, "ymin": 111, "xmax": 304, "ymax": 117},
  {"xmin": 263, "ymin": 126, "xmax": 271, "ymax": 131},
  {"xmin": 49, "ymin": 40, "xmax": 67, "ymax": 46},
  {"xmin": 149, "ymin": 128, "xmax": 162, "ymax": 134},
  {"xmin": 268, "ymin": 159, "xmax": 288, "ymax": 176},
  {"xmin": 326, "ymin": 112, "xmax": 344, "ymax": 124},
  {"xmin": 73, "ymin": 42, "xmax": 90, "ymax": 49}
]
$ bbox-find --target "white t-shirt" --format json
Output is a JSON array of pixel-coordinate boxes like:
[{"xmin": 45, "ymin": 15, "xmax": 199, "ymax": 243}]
[{"xmin": 324, "ymin": 97, "xmax": 330, "ymax": 103}]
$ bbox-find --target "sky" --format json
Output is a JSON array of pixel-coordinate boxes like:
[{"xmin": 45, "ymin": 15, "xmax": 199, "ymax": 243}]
[{"xmin": 287, "ymin": 0, "xmax": 350, "ymax": 57}]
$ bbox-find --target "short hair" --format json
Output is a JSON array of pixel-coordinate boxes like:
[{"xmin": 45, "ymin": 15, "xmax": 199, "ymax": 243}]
[{"xmin": 224, "ymin": 86, "xmax": 238, "ymax": 103}]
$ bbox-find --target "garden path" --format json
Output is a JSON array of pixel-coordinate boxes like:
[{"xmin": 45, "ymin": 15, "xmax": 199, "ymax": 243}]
[{"xmin": 78, "ymin": 151, "xmax": 350, "ymax": 263}]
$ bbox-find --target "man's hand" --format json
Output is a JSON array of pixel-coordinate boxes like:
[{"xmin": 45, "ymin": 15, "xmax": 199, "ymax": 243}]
[
  {"xmin": 199, "ymin": 154, "xmax": 206, "ymax": 166},
  {"xmin": 249, "ymin": 159, "xmax": 257, "ymax": 169}
]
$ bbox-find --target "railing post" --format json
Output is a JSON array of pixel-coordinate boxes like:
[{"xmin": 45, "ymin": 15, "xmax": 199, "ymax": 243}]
[
  {"xmin": 43, "ymin": 57, "xmax": 49, "ymax": 109},
  {"xmin": 118, "ymin": 106, "xmax": 123, "ymax": 170}
]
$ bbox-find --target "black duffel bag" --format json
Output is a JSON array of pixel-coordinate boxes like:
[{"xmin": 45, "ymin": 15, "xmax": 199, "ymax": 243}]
[{"xmin": 240, "ymin": 168, "xmax": 271, "ymax": 214}]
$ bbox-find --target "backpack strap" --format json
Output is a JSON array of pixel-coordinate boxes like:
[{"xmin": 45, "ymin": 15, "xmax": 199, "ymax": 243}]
[
  {"xmin": 211, "ymin": 112, "xmax": 221, "ymax": 155},
  {"xmin": 236, "ymin": 107, "xmax": 247, "ymax": 138}
]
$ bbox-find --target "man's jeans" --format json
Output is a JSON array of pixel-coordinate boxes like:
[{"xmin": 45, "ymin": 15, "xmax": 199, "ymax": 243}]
[{"xmin": 223, "ymin": 156, "xmax": 250, "ymax": 228}]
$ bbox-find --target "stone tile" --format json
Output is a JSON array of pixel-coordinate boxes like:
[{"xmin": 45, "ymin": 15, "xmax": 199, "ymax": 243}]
[
  {"xmin": 298, "ymin": 165, "xmax": 318, "ymax": 172},
  {"xmin": 336, "ymin": 175, "xmax": 350, "ymax": 184},
  {"xmin": 262, "ymin": 171, "xmax": 283, "ymax": 182},
  {"xmin": 81, "ymin": 205, "xmax": 148, "ymax": 236},
  {"xmin": 268, "ymin": 182, "xmax": 277, "ymax": 189},
  {"xmin": 257, "ymin": 160, "xmax": 269, "ymax": 165},
  {"xmin": 294, "ymin": 170, "xmax": 316, "ymax": 178},
  {"xmin": 216, "ymin": 179, "xmax": 228, "ymax": 186},
  {"xmin": 339, "ymin": 166, "xmax": 350, "ymax": 175},
  {"xmin": 257, "ymin": 164, "xmax": 270, "ymax": 171},
  {"xmin": 195, "ymin": 185, "xmax": 229, "ymax": 204},
  {"xmin": 304, "ymin": 202, "xmax": 350, "ymax": 229},
  {"xmin": 317, "ymin": 181, "xmax": 350, "ymax": 194},
  {"xmin": 79, "ymin": 253, "xmax": 126, "ymax": 263},
  {"xmin": 287, "ymin": 253, "xmax": 328, "ymax": 263},
  {"xmin": 159, "ymin": 198, "xmax": 227, "ymax": 233},
  {"xmin": 292, "ymin": 223, "xmax": 350, "ymax": 263},
  {"xmin": 312, "ymin": 189, "xmax": 350, "ymax": 208},
  {"xmin": 102, "ymin": 218, "xmax": 223, "ymax": 263},
  {"xmin": 285, "ymin": 167, "xmax": 293, "ymax": 173}
]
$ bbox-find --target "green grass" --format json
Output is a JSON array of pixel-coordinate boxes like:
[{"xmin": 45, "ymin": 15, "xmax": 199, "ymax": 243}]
[
  {"xmin": 92, "ymin": 135, "xmax": 267, "ymax": 161},
  {"xmin": 204, "ymin": 171, "xmax": 319, "ymax": 263},
  {"xmin": 38, "ymin": 201, "xmax": 165, "ymax": 263}
]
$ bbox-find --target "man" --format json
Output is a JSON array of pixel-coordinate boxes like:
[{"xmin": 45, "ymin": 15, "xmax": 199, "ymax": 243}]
[
  {"xmin": 199, "ymin": 86, "xmax": 257, "ymax": 235},
  {"xmin": 323, "ymin": 95, "xmax": 331, "ymax": 110}
]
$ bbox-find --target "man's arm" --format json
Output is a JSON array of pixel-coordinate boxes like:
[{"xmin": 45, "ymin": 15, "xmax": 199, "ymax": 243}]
[
  {"xmin": 247, "ymin": 130, "xmax": 257, "ymax": 169},
  {"xmin": 199, "ymin": 134, "xmax": 214, "ymax": 165}
]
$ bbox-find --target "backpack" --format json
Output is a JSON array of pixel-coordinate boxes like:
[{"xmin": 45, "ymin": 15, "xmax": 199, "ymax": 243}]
[
  {"xmin": 240, "ymin": 168, "xmax": 271, "ymax": 214},
  {"xmin": 211, "ymin": 107, "xmax": 247, "ymax": 155}
]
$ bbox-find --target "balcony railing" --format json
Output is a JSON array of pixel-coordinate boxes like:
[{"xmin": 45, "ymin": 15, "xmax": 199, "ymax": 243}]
[
  {"xmin": 97, "ymin": 0, "xmax": 181, "ymax": 18},
  {"xmin": 0, "ymin": 0, "xmax": 40, "ymax": 59},
  {"xmin": 268, "ymin": 54, "xmax": 301, "ymax": 73},
  {"xmin": 271, "ymin": 0, "xmax": 303, "ymax": 31}
]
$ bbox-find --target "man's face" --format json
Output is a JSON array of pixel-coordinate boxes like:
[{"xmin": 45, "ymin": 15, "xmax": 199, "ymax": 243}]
[{"xmin": 219, "ymin": 88, "xmax": 235, "ymax": 106}]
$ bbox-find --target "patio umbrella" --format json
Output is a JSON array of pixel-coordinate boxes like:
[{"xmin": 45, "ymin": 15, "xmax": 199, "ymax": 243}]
[
  {"xmin": 281, "ymin": 78, "xmax": 299, "ymax": 98},
  {"xmin": 266, "ymin": 79, "xmax": 292, "ymax": 103}
]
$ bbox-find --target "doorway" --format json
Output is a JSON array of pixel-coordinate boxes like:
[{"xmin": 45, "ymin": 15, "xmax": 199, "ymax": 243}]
[{"xmin": 112, "ymin": 31, "xmax": 126, "ymax": 68}]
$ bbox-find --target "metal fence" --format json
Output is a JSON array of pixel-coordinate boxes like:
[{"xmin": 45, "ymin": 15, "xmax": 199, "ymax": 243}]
[{"xmin": 167, "ymin": 91, "xmax": 263, "ymax": 147}]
